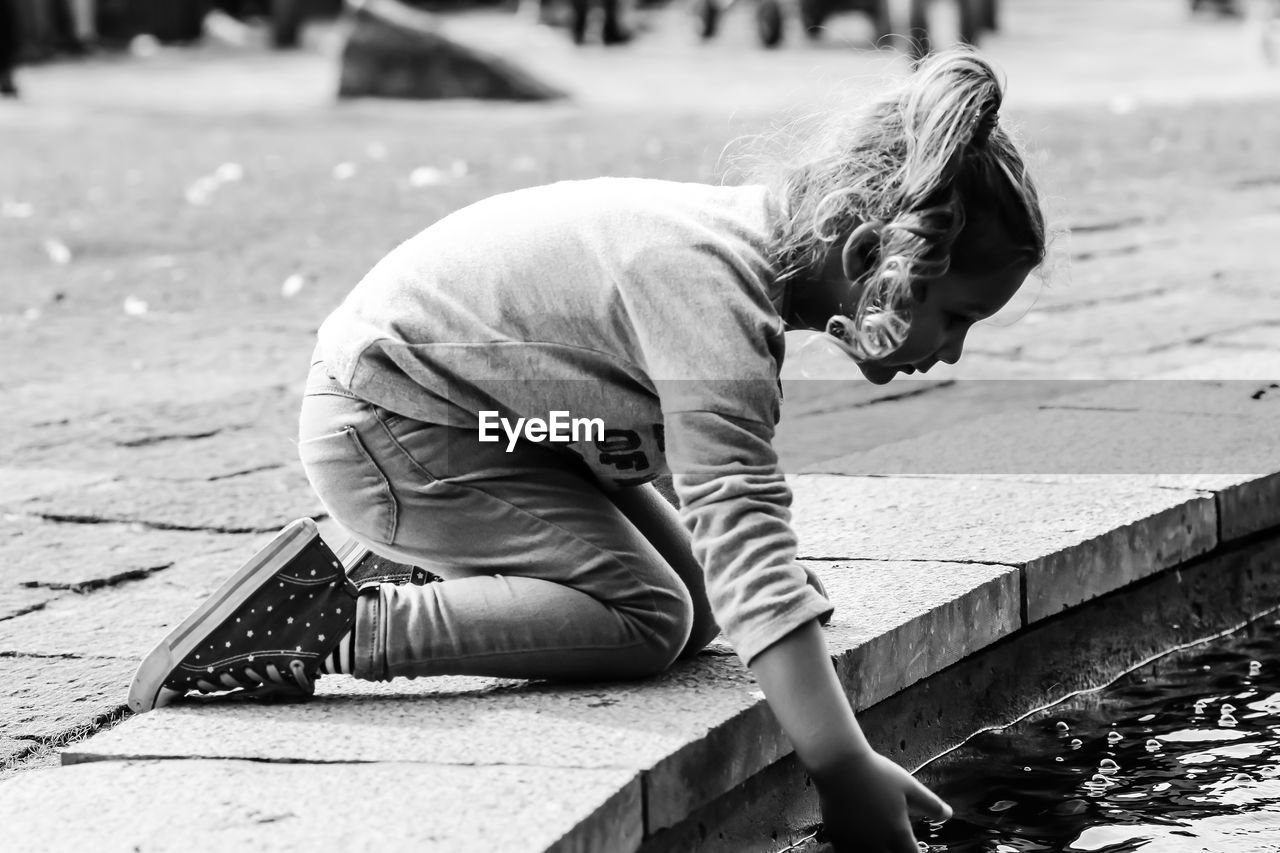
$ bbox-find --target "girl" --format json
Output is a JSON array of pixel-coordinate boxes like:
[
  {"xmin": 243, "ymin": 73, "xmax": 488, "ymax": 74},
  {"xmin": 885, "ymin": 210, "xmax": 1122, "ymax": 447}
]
[{"xmin": 130, "ymin": 46, "xmax": 1048, "ymax": 852}]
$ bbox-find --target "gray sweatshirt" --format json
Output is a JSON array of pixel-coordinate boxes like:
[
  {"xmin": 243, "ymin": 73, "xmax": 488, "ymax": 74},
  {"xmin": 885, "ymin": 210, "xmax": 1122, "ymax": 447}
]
[{"xmin": 316, "ymin": 177, "xmax": 832, "ymax": 665}]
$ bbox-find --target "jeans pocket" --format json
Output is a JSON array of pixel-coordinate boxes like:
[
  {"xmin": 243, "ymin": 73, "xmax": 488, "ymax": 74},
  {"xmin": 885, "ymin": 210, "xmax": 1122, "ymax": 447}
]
[{"xmin": 298, "ymin": 426, "xmax": 398, "ymax": 545}]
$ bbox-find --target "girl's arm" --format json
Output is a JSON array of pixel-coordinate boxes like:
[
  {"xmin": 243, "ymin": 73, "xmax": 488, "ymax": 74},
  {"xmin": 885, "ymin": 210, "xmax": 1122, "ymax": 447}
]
[{"xmin": 750, "ymin": 620, "xmax": 952, "ymax": 853}]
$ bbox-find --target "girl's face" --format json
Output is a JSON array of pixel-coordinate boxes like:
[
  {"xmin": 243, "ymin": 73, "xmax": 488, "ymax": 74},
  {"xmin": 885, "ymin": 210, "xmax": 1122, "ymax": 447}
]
[{"xmin": 853, "ymin": 261, "xmax": 1032, "ymax": 385}]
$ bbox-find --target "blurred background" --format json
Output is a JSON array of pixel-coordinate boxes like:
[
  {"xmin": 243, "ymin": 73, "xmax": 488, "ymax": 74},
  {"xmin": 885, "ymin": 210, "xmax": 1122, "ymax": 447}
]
[
  {"xmin": 2, "ymin": 0, "xmax": 1280, "ymax": 467},
  {"xmin": 2, "ymin": 0, "xmax": 1279, "ymax": 111}
]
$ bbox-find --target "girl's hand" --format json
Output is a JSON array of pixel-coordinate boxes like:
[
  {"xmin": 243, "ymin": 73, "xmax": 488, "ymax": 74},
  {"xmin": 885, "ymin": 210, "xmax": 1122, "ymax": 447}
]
[
  {"xmin": 813, "ymin": 750, "xmax": 951, "ymax": 853},
  {"xmin": 747, "ymin": 621, "xmax": 948, "ymax": 851}
]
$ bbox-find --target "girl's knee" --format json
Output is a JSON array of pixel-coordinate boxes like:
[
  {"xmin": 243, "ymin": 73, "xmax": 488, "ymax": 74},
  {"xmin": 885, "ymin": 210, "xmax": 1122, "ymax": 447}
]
[
  {"xmin": 617, "ymin": 586, "xmax": 694, "ymax": 677},
  {"xmin": 677, "ymin": 619, "xmax": 721, "ymax": 661}
]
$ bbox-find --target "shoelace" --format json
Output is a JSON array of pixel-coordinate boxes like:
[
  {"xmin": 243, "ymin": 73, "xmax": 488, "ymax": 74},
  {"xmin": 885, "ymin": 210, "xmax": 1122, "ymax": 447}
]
[{"xmin": 192, "ymin": 659, "xmax": 317, "ymax": 702}]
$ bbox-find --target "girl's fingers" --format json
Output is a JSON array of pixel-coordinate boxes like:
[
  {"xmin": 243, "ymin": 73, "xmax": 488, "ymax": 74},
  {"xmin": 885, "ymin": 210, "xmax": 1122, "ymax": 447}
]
[{"xmin": 904, "ymin": 777, "xmax": 953, "ymax": 822}]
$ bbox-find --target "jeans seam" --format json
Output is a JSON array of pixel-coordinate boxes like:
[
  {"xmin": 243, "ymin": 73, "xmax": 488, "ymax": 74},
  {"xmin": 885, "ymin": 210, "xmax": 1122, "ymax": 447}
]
[
  {"xmin": 371, "ymin": 408, "xmax": 444, "ymax": 485},
  {"xmin": 394, "ymin": 637, "xmax": 657, "ymax": 665},
  {"xmin": 338, "ymin": 424, "xmax": 400, "ymax": 544}
]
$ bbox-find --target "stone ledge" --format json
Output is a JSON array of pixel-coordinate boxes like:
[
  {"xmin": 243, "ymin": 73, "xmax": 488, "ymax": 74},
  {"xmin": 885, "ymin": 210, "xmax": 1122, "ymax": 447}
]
[
  {"xmin": 0, "ymin": 759, "xmax": 641, "ymax": 853},
  {"xmin": 647, "ymin": 533, "xmax": 1280, "ymax": 851},
  {"xmin": 8, "ymin": 383, "xmax": 1279, "ymax": 851},
  {"xmin": 800, "ymin": 397, "xmax": 1280, "ymax": 544},
  {"xmin": 47, "ymin": 555, "xmax": 1020, "ymax": 842}
]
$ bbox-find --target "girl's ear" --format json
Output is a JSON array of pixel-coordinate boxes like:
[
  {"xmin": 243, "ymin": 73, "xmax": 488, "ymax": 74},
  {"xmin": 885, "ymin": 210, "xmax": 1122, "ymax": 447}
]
[{"xmin": 840, "ymin": 220, "xmax": 882, "ymax": 282}]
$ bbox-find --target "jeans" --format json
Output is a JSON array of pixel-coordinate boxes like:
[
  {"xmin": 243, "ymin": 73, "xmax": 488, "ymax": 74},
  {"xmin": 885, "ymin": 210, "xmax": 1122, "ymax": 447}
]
[{"xmin": 298, "ymin": 361, "xmax": 718, "ymax": 682}]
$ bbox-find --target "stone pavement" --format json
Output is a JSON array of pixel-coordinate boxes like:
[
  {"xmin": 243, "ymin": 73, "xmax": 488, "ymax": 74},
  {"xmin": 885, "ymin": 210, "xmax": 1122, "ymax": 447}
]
[{"xmin": 1, "ymin": 0, "xmax": 1280, "ymax": 849}]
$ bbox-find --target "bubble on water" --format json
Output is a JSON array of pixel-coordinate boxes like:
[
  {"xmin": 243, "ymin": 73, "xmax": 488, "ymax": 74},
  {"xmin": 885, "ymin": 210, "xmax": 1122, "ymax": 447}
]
[
  {"xmin": 1219, "ymin": 712, "xmax": 1239, "ymax": 727},
  {"xmin": 1138, "ymin": 714, "xmax": 1156, "ymax": 722},
  {"xmin": 42, "ymin": 238, "xmax": 71, "ymax": 265},
  {"xmin": 1056, "ymin": 721, "xmax": 1070, "ymax": 733},
  {"xmin": 1107, "ymin": 731, "xmax": 1123, "ymax": 745},
  {"xmin": 1146, "ymin": 739, "xmax": 1162, "ymax": 752},
  {"xmin": 332, "ymin": 162, "xmax": 357, "ymax": 181},
  {"xmin": 1153, "ymin": 782, "xmax": 1171, "ymax": 792},
  {"xmin": 1231, "ymin": 772, "xmax": 1255, "ymax": 783},
  {"xmin": 1055, "ymin": 756, "xmax": 1064, "ymax": 762},
  {"xmin": 1070, "ymin": 738, "xmax": 1083, "ymax": 750},
  {"xmin": 989, "ymin": 799, "xmax": 1017, "ymax": 812},
  {"xmin": 1221, "ymin": 704, "xmax": 1236, "ymax": 714},
  {"xmin": 1194, "ymin": 699, "xmax": 1209, "ymax": 714},
  {"xmin": 1023, "ymin": 766, "xmax": 1032, "ymax": 772},
  {"xmin": 1098, "ymin": 759, "xmax": 1120, "ymax": 774},
  {"xmin": 1250, "ymin": 661, "xmax": 1262, "ymax": 676},
  {"xmin": 1203, "ymin": 664, "xmax": 1212, "ymax": 671},
  {"xmin": 1084, "ymin": 775, "xmax": 1110, "ymax": 794}
]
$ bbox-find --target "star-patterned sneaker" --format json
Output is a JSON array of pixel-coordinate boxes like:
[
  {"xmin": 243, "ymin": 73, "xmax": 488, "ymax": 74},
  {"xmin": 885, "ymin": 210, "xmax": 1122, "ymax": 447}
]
[
  {"xmin": 336, "ymin": 537, "xmax": 443, "ymax": 589},
  {"xmin": 128, "ymin": 518, "xmax": 360, "ymax": 713}
]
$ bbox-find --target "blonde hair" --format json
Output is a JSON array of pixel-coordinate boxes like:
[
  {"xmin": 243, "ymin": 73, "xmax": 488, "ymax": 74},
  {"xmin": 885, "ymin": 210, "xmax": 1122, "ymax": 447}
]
[{"xmin": 740, "ymin": 47, "xmax": 1048, "ymax": 360}]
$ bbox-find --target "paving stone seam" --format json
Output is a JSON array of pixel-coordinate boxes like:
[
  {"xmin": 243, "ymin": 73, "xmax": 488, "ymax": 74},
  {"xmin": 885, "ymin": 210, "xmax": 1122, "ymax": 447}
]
[
  {"xmin": 794, "ymin": 473, "xmax": 1252, "ymax": 492},
  {"xmin": 0, "ymin": 602, "xmax": 53, "ymax": 624},
  {"xmin": 61, "ymin": 752, "xmax": 642, "ymax": 774},
  {"xmin": 0, "ymin": 650, "xmax": 131, "ymax": 661},
  {"xmin": 1, "ymin": 740, "xmax": 42, "ymax": 769},
  {"xmin": 1030, "ymin": 287, "xmax": 1171, "ymax": 313},
  {"xmin": 115, "ymin": 426, "xmax": 251, "ymax": 449},
  {"xmin": 784, "ymin": 380, "xmax": 954, "ymax": 418},
  {"xmin": 1039, "ymin": 404, "xmax": 1274, "ymax": 420},
  {"xmin": 797, "ymin": 555, "xmax": 1022, "ymax": 568},
  {"xmin": 206, "ymin": 464, "xmax": 287, "ymax": 482},
  {"xmin": 1205, "ymin": 340, "xmax": 1280, "ymax": 351},
  {"xmin": 31, "ymin": 512, "xmax": 294, "ymax": 536},
  {"xmin": 1146, "ymin": 321, "xmax": 1280, "ymax": 353},
  {"xmin": 19, "ymin": 563, "xmax": 173, "ymax": 593},
  {"xmin": 11, "ymin": 707, "xmax": 130, "ymax": 755}
]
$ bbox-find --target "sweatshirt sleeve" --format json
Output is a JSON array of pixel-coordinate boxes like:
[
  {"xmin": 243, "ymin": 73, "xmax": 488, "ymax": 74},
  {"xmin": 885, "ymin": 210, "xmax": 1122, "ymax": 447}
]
[{"xmin": 663, "ymin": 408, "xmax": 834, "ymax": 666}]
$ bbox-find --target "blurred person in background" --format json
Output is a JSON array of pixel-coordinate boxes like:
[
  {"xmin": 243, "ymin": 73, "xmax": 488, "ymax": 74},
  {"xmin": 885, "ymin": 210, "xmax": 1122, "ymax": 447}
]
[
  {"xmin": 1191, "ymin": 0, "xmax": 1242, "ymax": 16},
  {"xmin": 1, "ymin": 0, "xmax": 18, "ymax": 96},
  {"xmin": 65, "ymin": 0, "xmax": 98, "ymax": 53}
]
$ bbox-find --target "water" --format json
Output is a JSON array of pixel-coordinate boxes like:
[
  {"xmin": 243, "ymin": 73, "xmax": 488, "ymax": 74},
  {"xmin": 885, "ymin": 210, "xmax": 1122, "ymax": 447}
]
[{"xmin": 911, "ymin": 618, "xmax": 1280, "ymax": 852}]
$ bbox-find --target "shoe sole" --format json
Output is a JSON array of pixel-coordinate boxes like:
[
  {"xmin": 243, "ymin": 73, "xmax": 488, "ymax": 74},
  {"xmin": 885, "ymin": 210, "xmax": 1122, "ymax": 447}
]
[{"xmin": 127, "ymin": 518, "xmax": 331, "ymax": 714}]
